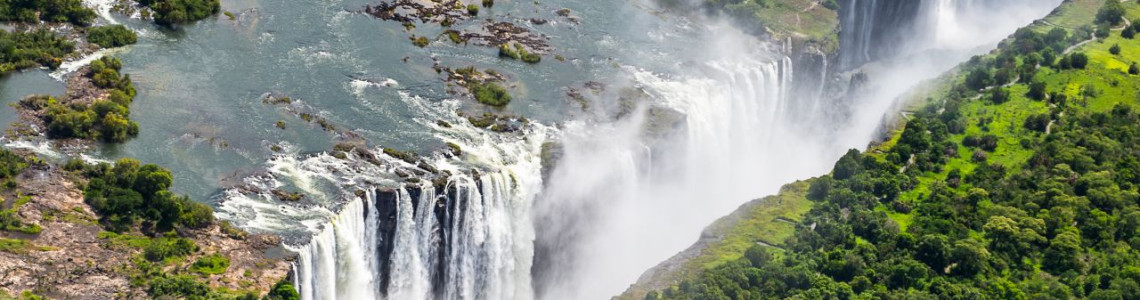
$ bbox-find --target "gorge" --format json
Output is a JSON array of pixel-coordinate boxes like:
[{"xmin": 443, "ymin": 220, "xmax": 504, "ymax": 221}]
[{"xmin": 2, "ymin": 0, "xmax": 1124, "ymax": 299}]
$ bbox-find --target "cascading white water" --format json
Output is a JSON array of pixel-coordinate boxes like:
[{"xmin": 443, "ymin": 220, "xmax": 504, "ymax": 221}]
[
  {"xmin": 214, "ymin": 1, "xmax": 1066, "ymax": 299},
  {"xmin": 216, "ymin": 93, "xmax": 545, "ymax": 300},
  {"xmin": 533, "ymin": 29, "xmax": 844, "ymax": 297}
]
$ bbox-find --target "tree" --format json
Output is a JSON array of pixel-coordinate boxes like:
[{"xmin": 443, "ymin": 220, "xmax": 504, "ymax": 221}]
[
  {"xmin": 1110, "ymin": 44, "xmax": 1121, "ymax": 55},
  {"xmin": 966, "ymin": 69, "xmax": 992, "ymax": 90},
  {"xmin": 1044, "ymin": 228, "xmax": 1083, "ymax": 273},
  {"xmin": 1096, "ymin": 0, "xmax": 1126, "ymax": 26},
  {"xmin": 887, "ymin": 259, "xmax": 929, "ymax": 289},
  {"xmin": 1070, "ymin": 53, "xmax": 1090, "ymax": 69},
  {"xmin": 86, "ymin": 25, "xmax": 137, "ymax": 48},
  {"xmin": 916, "ymin": 234, "xmax": 951, "ymax": 271},
  {"xmin": 832, "ymin": 149, "xmax": 862, "ymax": 180},
  {"xmin": 951, "ymin": 239, "xmax": 990, "ymax": 276},
  {"xmin": 991, "ymin": 88, "xmax": 1010, "ymax": 104},
  {"xmin": 1027, "ymin": 81, "xmax": 1047, "ymax": 100}
]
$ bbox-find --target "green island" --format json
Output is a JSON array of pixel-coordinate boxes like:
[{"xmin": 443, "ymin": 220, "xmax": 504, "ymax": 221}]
[{"xmin": 626, "ymin": 0, "xmax": 1140, "ymax": 299}]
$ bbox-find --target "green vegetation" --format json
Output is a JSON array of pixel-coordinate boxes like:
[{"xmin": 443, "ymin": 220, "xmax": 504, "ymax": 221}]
[
  {"xmin": 466, "ymin": 4, "xmax": 478, "ymax": 16},
  {"xmin": 470, "ymin": 81, "xmax": 512, "ymax": 106},
  {"xmin": 87, "ymin": 25, "xmax": 139, "ymax": 48},
  {"xmin": 0, "ymin": 238, "xmax": 37, "ymax": 254},
  {"xmin": 0, "ymin": 29, "xmax": 76, "ymax": 74},
  {"xmin": 498, "ymin": 42, "xmax": 541, "ymax": 63},
  {"xmin": 136, "ymin": 0, "xmax": 221, "ymax": 27},
  {"xmin": 191, "ymin": 253, "xmax": 231, "ymax": 275},
  {"xmin": 0, "ymin": 151, "xmax": 41, "ymax": 234},
  {"xmin": 659, "ymin": 0, "xmax": 837, "ymax": 50},
  {"xmin": 33, "ymin": 57, "xmax": 140, "ymax": 142},
  {"xmin": 481, "ymin": 0, "xmax": 493, "ymax": 8},
  {"xmin": 412, "ymin": 35, "xmax": 430, "ymax": 47},
  {"xmin": 0, "ymin": 0, "xmax": 96, "ymax": 25},
  {"xmin": 265, "ymin": 279, "xmax": 300, "ymax": 300},
  {"xmin": 71, "ymin": 157, "xmax": 214, "ymax": 233},
  {"xmin": 645, "ymin": 1, "xmax": 1140, "ymax": 299}
]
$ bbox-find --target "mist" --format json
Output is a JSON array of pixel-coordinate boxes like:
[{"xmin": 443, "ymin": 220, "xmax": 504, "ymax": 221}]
[{"xmin": 531, "ymin": 0, "xmax": 1063, "ymax": 299}]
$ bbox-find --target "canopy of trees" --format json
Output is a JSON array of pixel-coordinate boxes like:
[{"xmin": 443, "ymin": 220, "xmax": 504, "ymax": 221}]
[
  {"xmin": 70, "ymin": 158, "xmax": 214, "ymax": 233},
  {"xmin": 0, "ymin": 29, "xmax": 75, "ymax": 74},
  {"xmin": 137, "ymin": 0, "xmax": 221, "ymax": 27},
  {"xmin": 31, "ymin": 57, "xmax": 141, "ymax": 143},
  {"xmin": 0, "ymin": 0, "xmax": 96, "ymax": 25},
  {"xmin": 647, "ymin": 7, "xmax": 1140, "ymax": 299},
  {"xmin": 87, "ymin": 25, "xmax": 138, "ymax": 48}
]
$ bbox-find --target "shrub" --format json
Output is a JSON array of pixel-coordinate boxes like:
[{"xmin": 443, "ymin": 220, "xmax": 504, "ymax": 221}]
[
  {"xmin": 990, "ymin": 88, "xmax": 1009, "ymax": 104},
  {"xmin": 1068, "ymin": 53, "xmax": 1089, "ymax": 69},
  {"xmin": 143, "ymin": 237, "xmax": 198, "ymax": 261},
  {"xmin": 1110, "ymin": 44, "xmax": 1121, "ymax": 55},
  {"xmin": 482, "ymin": 0, "xmax": 493, "ymax": 7},
  {"xmin": 1027, "ymin": 82, "xmax": 1047, "ymax": 100},
  {"xmin": 0, "ymin": 29, "xmax": 76, "ymax": 74},
  {"xmin": 1130, "ymin": 63, "xmax": 1140, "ymax": 75},
  {"xmin": 470, "ymin": 82, "xmax": 511, "ymax": 106},
  {"xmin": 191, "ymin": 254, "xmax": 230, "ymax": 275},
  {"xmin": 521, "ymin": 51, "xmax": 541, "ymax": 64},
  {"xmin": 87, "ymin": 25, "xmax": 138, "ymax": 48},
  {"xmin": 466, "ymin": 4, "xmax": 479, "ymax": 15},
  {"xmin": 149, "ymin": 275, "xmax": 209, "ymax": 298},
  {"xmin": 265, "ymin": 279, "xmax": 300, "ymax": 300},
  {"xmin": 412, "ymin": 36, "xmax": 430, "ymax": 47},
  {"xmin": 498, "ymin": 44, "xmax": 520, "ymax": 59}
]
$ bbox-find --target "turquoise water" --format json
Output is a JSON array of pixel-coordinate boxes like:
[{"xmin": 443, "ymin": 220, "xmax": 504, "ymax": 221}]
[{"xmin": 0, "ymin": 0, "xmax": 689, "ymax": 201}]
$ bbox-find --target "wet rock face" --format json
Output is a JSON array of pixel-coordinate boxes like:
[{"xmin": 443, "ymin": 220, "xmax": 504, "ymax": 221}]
[
  {"xmin": 837, "ymin": 0, "xmax": 925, "ymax": 69},
  {"xmin": 365, "ymin": 183, "xmax": 470, "ymax": 298}
]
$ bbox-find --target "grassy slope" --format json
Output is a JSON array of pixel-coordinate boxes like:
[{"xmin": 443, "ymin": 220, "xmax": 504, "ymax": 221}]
[
  {"xmin": 623, "ymin": 0, "xmax": 1140, "ymax": 298},
  {"xmin": 618, "ymin": 181, "xmax": 813, "ymax": 299},
  {"xmin": 694, "ymin": 0, "xmax": 839, "ymax": 50},
  {"xmin": 887, "ymin": 0, "xmax": 1140, "ymax": 228},
  {"xmin": 753, "ymin": 0, "xmax": 839, "ymax": 47}
]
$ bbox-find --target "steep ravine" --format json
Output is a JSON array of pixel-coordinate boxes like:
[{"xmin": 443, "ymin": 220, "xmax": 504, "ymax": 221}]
[{"xmin": 617, "ymin": 0, "xmax": 1067, "ymax": 298}]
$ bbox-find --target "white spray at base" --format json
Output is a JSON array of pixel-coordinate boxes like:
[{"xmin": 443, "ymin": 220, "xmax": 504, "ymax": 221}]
[{"xmin": 216, "ymin": 93, "xmax": 546, "ymax": 300}]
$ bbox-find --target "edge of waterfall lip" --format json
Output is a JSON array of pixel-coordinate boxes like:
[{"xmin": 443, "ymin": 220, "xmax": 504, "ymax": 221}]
[{"xmin": 212, "ymin": 149, "xmax": 442, "ymax": 247}]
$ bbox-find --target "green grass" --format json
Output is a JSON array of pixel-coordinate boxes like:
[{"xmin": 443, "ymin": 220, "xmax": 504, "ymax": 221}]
[
  {"xmin": 0, "ymin": 238, "xmax": 52, "ymax": 254},
  {"xmin": 191, "ymin": 254, "xmax": 231, "ymax": 275},
  {"xmin": 99, "ymin": 231, "xmax": 155, "ymax": 249},
  {"xmin": 887, "ymin": 0, "xmax": 1140, "ymax": 230},
  {"xmin": 1041, "ymin": 0, "xmax": 1104, "ymax": 29},
  {"xmin": 750, "ymin": 0, "xmax": 838, "ymax": 48},
  {"xmin": 618, "ymin": 180, "xmax": 813, "ymax": 299}
]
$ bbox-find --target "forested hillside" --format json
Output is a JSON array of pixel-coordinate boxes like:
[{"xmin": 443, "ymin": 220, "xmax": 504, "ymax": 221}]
[{"xmin": 639, "ymin": 0, "xmax": 1140, "ymax": 298}]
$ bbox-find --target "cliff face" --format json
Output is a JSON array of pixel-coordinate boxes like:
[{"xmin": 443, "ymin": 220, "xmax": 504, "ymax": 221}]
[{"xmin": 837, "ymin": 0, "xmax": 926, "ymax": 69}]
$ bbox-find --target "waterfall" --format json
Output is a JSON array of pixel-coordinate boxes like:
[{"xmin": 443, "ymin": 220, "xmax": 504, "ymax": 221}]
[
  {"xmin": 215, "ymin": 94, "xmax": 546, "ymax": 300},
  {"xmin": 838, "ymin": 0, "xmax": 1062, "ymax": 70},
  {"xmin": 212, "ymin": 1, "xmax": 1067, "ymax": 299},
  {"xmin": 533, "ymin": 46, "xmax": 841, "ymax": 298}
]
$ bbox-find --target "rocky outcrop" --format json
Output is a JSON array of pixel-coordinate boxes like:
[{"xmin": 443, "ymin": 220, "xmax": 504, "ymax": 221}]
[{"xmin": 0, "ymin": 160, "xmax": 293, "ymax": 299}]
